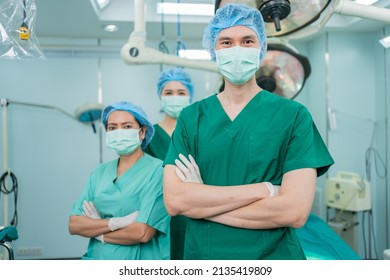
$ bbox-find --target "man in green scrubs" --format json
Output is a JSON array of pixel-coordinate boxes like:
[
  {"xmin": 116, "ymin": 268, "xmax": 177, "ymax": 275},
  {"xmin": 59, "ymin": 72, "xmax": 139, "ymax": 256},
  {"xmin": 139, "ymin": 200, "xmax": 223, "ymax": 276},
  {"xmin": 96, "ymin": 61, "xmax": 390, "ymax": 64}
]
[
  {"xmin": 163, "ymin": 3, "xmax": 334, "ymax": 260},
  {"xmin": 145, "ymin": 68, "xmax": 194, "ymax": 260}
]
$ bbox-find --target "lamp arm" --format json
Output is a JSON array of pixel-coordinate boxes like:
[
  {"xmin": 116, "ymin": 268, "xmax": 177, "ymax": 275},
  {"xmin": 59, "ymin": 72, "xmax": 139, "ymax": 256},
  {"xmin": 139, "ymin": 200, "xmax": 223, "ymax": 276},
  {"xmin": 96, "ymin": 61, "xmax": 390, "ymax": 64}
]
[
  {"xmin": 121, "ymin": 43, "xmax": 218, "ymax": 72},
  {"xmin": 121, "ymin": 0, "xmax": 218, "ymax": 73},
  {"xmin": 278, "ymin": 0, "xmax": 390, "ymax": 40},
  {"xmin": 334, "ymin": 0, "xmax": 390, "ymax": 24}
]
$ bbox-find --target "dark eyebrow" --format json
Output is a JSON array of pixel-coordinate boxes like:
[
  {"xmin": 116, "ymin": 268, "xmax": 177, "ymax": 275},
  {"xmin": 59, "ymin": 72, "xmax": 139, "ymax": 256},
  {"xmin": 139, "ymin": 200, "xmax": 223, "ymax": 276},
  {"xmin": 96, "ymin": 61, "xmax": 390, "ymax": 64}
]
[
  {"xmin": 242, "ymin": 35, "xmax": 257, "ymax": 40},
  {"xmin": 107, "ymin": 121, "xmax": 136, "ymax": 126},
  {"xmin": 217, "ymin": 36, "xmax": 232, "ymax": 42},
  {"xmin": 217, "ymin": 34, "xmax": 257, "ymax": 42}
]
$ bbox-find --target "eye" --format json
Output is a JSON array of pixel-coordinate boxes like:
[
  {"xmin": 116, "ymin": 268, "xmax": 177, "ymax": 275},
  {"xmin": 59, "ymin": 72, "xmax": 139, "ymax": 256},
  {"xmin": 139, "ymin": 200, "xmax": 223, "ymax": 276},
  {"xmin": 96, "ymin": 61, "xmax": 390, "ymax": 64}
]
[
  {"xmin": 243, "ymin": 39, "xmax": 254, "ymax": 45},
  {"xmin": 107, "ymin": 126, "xmax": 116, "ymax": 131},
  {"xmin": 220, "ymin": 40, "xmax": 231, "ymax": 47},
  {"xmin": 163, "ymin": 90, "xmax": 172, "ymax": 96},
  {"xmin": 123, "ymin": 124, "xmax": 133, "ymax": 129}
]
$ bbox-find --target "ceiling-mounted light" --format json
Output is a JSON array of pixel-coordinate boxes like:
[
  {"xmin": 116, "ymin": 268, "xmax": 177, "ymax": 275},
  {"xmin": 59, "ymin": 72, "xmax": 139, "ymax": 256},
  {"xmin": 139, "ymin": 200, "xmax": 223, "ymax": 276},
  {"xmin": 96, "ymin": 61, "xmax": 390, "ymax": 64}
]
[
  {"xmin": 258, "ymin": 0, "xmax": 291, "ymax": 32},
  {"xmin": 257, "ymin": 0, "xmax": 332, "ymax": 36},
  {"xmin": 157, "ymin": 3, "xmax": 214, "ymax": 16},
  {"xmin": 103, "ymin": 24, "xmax": 119, "ymax": 32},
  {"xmin": 256, "ymin": 43, "xmax": 311, "ymax": 99},
  {"xmin": 215, "ymin": 0, "xmax": 332, "ymax": 36},
  {"xmin": 379, "ymin": 35, "xmax": 390, "ymax": 48}
]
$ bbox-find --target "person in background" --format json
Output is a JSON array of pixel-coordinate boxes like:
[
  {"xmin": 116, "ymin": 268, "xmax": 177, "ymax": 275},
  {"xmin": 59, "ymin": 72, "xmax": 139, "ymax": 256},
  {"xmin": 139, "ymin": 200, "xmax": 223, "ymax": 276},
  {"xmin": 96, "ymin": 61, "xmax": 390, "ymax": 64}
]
[
  {"xmin": 145, "ymin": 67, "xmax": 194, "ymax": 260},
  {"xmin": 69, "ymin": 101, "xmax": 170, "ymax": 260},
  {"xmin": 163, "ymin": 3, "xmax": 334, "ymax": 260}
]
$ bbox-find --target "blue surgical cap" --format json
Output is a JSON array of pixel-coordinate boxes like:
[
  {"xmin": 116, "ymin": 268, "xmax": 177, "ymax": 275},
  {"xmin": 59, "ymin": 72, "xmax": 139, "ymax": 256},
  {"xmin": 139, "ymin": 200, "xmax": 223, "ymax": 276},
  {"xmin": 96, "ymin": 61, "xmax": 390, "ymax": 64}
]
[
  {"xmin": 202, "ymin": 3, "xmax": 267, "ymax": 61},
  {"xmin": 157, "ymin": 68, "xmax": 194, "ymax": 102},
  {"xmin": 101, "ymin": 101, "xmax": 154, "ymax": 150}
]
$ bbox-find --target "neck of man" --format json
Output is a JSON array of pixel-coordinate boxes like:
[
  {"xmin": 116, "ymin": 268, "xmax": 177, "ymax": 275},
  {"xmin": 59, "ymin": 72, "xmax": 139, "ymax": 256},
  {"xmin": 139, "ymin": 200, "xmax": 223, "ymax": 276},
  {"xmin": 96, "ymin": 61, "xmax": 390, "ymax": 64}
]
[{"xmin": 221, "ymin": 76, "xmax": 262, "ymax": 106}]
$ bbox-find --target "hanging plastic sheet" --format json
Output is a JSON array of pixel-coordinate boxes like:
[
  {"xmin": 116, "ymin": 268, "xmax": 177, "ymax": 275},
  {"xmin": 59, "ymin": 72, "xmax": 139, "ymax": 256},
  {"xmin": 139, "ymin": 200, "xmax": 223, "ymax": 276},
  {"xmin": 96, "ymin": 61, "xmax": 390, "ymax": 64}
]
[{"xmin": 0, "ymin": 0, "xmax": 44, "ymax": 59}]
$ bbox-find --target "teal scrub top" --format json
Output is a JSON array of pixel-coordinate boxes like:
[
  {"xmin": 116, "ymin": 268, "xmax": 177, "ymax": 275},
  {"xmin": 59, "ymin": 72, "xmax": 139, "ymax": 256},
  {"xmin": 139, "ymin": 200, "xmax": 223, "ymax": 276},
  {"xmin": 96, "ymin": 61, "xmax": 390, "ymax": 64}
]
[
  {"xmin": 70, "ymin": 154, "xmax": 170, "ymax": 260},
  {"xmin": 164, "ymin": 90, "xmax": 335, "ymax": 260},
  {"xmin": 145, "ymin": 123, "xmax": 188, "ymax": 260}
]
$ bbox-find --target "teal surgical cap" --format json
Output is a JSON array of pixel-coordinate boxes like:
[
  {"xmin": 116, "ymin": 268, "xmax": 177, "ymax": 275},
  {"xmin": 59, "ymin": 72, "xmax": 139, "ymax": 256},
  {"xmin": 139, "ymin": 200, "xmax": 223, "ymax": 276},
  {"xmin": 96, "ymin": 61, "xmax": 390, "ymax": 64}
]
[
  {"xmin": 102, "ymin": 101, "xmax": 154, "ymax": 149},
  {"xmin": 157, "ymin": 68, "xmax": 194, "ymax": 102},
  {"xmin": 202, "ymin": 3, "xmax": 267, "ymax": 61}
]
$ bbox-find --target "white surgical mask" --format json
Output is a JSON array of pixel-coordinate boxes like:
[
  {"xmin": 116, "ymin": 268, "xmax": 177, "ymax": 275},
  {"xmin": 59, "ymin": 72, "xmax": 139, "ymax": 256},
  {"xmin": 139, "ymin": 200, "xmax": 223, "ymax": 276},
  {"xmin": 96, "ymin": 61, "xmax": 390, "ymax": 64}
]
[
  {"xmin": 106, "ymin": 128, "xmax": 141, "ymax": 156},
  {"xmin": 161, "ymin": 96, "xmax": 190, "ymax": 119},
  {"xmin": 215, "ymin": 46, "xmax": 260, "ymax": 85}
]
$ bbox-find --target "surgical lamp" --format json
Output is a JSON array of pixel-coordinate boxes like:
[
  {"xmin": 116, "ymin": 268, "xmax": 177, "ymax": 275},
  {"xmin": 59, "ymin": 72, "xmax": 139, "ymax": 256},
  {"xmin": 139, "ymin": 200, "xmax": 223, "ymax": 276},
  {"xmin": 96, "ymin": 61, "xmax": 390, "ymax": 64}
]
[
  {"xmin": 74, "ymin": 102, "xmax": 105, "ymax": 133},
  {"xmin": 216, "ymin": 0, "xmax": 390, "ymax": 39},
  {"xmin": 256, "ymin": 42, "xmax": 311, "ymax": 99},
  {"xmin": 0, "ymin": 98, "xmax": 104, "ymax": 132}
]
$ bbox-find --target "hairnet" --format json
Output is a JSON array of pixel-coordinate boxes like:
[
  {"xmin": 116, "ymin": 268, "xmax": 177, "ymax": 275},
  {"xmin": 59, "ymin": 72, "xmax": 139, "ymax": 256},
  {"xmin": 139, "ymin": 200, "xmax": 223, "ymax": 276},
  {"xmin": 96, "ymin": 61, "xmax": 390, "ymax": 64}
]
[
  {"xmin": 101, "ymin": 101, "xmax": 154, "ymax": 149},
  {"xmin": 157, "ymin": 68, "xmax": 194, "ymax": 102},
  {"xmin": 202, "ymin": 3, "xmax": 267, "ymax": 61}
]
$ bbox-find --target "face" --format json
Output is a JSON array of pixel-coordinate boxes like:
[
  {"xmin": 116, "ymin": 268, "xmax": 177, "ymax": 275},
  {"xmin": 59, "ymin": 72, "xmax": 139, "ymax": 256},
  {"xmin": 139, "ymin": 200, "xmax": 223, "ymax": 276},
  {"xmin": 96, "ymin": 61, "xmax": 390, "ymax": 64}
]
[
  {"xmin": 215, "ymin": 25, "xmax": 260, "ymax": 51},
  {"xmin": 161, "ymin": 81, "xmax": 190, "ymax": 97},
  {"xmin": 106, "ymin": 110, "xmax": 146, "ymax": 141}
]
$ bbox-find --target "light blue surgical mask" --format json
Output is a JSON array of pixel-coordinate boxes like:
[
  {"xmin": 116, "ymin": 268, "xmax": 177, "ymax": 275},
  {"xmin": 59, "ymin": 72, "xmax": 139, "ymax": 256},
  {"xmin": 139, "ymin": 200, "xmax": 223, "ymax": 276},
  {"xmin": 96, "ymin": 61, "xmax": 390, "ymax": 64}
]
[
  {"xmin": 161, "ymin": 96, "xmax": 190, "ymax": 119},
  {"xmin": 215, "ymin": 46, "xmax": 261, "ymax": 85},
  {"xmin": 106, "ymin": 128, "xmax": 141, "ymax": 156}
]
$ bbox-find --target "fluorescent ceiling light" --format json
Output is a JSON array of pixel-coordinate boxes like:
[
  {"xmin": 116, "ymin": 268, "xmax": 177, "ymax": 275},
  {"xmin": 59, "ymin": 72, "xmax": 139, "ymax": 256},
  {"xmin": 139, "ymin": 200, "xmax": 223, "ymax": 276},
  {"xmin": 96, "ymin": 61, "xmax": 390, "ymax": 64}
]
[
  {"xmin": 354, "ymin": 0, "xmax": 378, "ymax": 5},
  {"xmin": 178, "ymin": 49, "xmax": 211, "ymax": 60},
  {"xmin": 157, "ymin": 3, "xmax": 214, "ymax": 16},
  {"xmin": 379, "ymin": 35, "xmax": 390, "ymax": 48},
  {"xmin": 103, "ymin": 24, "xmax": 119, "ymax": 32}
]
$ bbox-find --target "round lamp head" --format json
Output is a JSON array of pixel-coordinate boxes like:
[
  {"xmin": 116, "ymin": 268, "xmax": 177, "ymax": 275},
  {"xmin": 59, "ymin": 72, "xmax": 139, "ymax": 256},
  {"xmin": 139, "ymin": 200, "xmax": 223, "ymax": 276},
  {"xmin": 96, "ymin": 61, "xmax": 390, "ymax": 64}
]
[
  {"xmin": 74, "ymin": 102, "xmax": 105, "ymax": 123},
  {"xmin": 257, "ymin": 43, "xmax": 311, "ymax": 99}
]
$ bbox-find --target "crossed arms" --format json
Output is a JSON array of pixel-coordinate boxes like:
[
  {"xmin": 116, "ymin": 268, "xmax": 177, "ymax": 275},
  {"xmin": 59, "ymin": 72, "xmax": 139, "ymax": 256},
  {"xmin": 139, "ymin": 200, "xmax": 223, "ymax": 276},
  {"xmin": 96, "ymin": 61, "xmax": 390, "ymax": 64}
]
[{"xmin": 163, "ymin": 154, "xmax": 316, "ymax": 229}]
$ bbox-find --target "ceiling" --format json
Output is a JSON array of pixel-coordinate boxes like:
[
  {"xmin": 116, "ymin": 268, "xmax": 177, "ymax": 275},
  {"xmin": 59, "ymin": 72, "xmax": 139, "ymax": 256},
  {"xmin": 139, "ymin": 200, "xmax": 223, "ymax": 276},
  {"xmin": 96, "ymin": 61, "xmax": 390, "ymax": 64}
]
[
  {"xmin": 34, "ymin": 0, "xmax": 211, "ymax": 42},
  {"xmin": 32, "ymin": 0, "xmax": 390, "ymax": 45}
]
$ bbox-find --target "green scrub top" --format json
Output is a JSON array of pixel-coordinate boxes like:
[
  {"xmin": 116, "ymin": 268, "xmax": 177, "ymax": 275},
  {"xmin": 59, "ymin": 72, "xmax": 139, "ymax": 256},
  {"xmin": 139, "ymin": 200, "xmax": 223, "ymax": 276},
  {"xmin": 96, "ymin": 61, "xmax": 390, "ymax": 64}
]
[
  {"xmin": 164, "ymin": 90, "xmax": 334, "ymax": 260},
  {"xmin": 70, "ymin": 153, "xmax": 170, "ymax": 260},
  {"xmin": 145, "ymin": 123, "xmax": 188, "ymax": 260},
  {"xmin": 145, "ymin": 124, "xmax": 171, "ymax": 160}
]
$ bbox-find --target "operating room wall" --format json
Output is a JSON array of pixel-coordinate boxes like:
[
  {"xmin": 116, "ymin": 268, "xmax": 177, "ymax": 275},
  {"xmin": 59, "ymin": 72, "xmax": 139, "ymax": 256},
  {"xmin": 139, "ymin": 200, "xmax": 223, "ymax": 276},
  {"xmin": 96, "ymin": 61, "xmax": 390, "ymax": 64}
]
[
  {"xmin": 305, "ymin": 30, "xmax": 390, "ymax": 259},
  {"xmin": 371, "ymin": 26, "xmax": 390, "ymax": 258}
]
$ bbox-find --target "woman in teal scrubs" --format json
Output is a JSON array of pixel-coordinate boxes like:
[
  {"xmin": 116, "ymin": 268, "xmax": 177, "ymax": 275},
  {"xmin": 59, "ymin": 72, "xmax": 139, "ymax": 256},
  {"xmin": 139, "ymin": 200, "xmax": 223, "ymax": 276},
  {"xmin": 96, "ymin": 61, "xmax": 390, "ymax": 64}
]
[
  {"xmin": 145, "ymin": 68, "xmax": 194, "ymax": 260},
  {"xmin": 69, "ymin": 101, "xmax": 170, "ymax": 260},
  {"xmin": 163, "ymin": 3, "xmax": 334, "ymax": 260}
]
